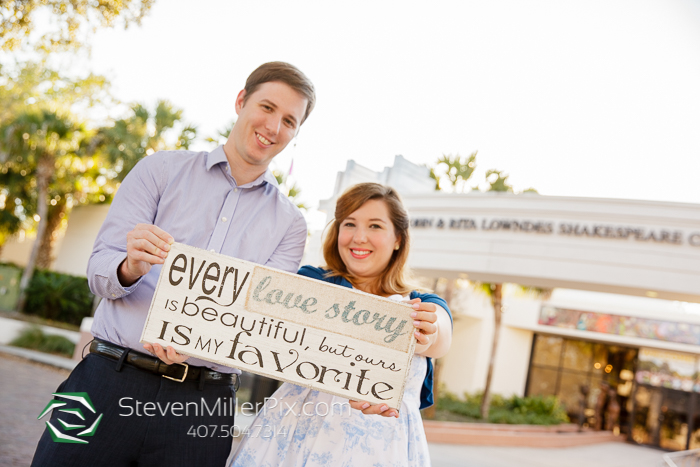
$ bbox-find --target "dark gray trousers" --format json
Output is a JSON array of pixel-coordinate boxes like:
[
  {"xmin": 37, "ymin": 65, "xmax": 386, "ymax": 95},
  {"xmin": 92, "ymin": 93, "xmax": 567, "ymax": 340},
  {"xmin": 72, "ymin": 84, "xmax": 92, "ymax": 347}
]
[{"xmin": 31, "ymin": 353, "xmax": 236, "ymax": 467}]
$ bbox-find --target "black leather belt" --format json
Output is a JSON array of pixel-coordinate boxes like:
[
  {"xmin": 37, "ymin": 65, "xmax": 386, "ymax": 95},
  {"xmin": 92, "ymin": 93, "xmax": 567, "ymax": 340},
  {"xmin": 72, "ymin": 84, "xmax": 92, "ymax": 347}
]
[{"xmin": 89, "ymin": 339, "xmax": 238, "ymax": 387}]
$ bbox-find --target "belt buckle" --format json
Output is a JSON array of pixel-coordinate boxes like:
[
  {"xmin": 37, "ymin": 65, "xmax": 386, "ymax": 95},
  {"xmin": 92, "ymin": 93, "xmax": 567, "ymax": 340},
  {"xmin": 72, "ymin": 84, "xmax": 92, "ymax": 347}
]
[{"xmin": 163, "ymin": 362, "xmax": 189, "ymax": 382}]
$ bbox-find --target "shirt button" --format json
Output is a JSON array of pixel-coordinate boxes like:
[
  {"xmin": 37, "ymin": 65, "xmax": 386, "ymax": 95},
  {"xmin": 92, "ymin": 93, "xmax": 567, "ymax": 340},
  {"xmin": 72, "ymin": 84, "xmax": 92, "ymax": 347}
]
[
  {"xmin": 221, "ymin": 217, "xmax": 227, "ymax": 222},
  {"xmin": 234, "ymin": 188, "xmax": 238, "ymax": 193}
]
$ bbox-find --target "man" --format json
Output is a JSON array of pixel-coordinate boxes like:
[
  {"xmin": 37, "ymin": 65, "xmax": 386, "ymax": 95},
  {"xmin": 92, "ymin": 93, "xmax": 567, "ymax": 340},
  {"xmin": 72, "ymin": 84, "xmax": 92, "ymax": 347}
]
[{"xmin": 32, "ymin": 61, "xmax": 315, "ymax": 466}]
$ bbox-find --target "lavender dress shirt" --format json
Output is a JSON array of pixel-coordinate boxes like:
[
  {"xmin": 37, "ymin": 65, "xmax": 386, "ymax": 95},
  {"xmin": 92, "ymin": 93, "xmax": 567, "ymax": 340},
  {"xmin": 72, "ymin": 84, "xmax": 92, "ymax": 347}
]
[{"xmin": 87, "ymin": 146, "xmax": 308, "ymax": 373}]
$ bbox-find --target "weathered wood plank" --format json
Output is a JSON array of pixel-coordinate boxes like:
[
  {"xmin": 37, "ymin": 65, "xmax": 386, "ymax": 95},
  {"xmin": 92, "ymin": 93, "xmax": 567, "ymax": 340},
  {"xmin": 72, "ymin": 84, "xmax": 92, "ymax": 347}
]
[{"xmin": 140, "ymin": 243, "xmax": 416, "ymax": 409}]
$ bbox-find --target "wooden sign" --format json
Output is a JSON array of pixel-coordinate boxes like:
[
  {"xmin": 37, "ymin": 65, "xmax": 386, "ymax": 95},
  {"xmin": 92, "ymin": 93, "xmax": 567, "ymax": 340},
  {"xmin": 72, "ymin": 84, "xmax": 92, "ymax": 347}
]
[{"xmin": 140, "ymin": 243, "xmax": 416, "ymax": 409}]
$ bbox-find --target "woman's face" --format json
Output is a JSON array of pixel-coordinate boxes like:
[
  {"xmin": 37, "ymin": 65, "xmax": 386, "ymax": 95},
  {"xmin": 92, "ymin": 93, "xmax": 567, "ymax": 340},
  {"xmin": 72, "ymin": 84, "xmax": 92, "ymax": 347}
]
[{"xmin": 338, "ymin": 199, "xmax": 399, "ymax": 283}]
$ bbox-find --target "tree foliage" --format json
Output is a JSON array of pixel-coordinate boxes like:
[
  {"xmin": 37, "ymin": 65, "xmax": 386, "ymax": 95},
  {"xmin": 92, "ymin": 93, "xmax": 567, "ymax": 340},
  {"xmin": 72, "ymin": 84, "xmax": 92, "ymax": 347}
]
[
  {"xmin": 0, "ymin": 60, "xmax": 111, "ymax": 123},
  {"xmin": 0, "ymin": 0, "xmax": 154, "ymax": 52},
  {"xmin": 432, "ymin": 152, "xmax": 477, "ymax": 192},
  {"xmin": 0, "ymin": 107, "xmax": 86, "ymax": 311},
  {"xmin": 0, "ymin": 60, "xmax": 112, "ymax": 259},
  {"xmin": 204, "ymin": 121, "xmax": 235, "ymax": 146},
  {"xmin": 485, "ymin": 169, "xmax": 513, "ymax": 193},
  {"xmin": 273, "ymin": 170, "xmax": 307, "ymax": 211},
  {"xmin": 0, "ymin": 163, "xmax": 28, "ymax": 246},
  {"xmin": 89, "ymin": 100, "xmax": 196, "ymax": 181}
]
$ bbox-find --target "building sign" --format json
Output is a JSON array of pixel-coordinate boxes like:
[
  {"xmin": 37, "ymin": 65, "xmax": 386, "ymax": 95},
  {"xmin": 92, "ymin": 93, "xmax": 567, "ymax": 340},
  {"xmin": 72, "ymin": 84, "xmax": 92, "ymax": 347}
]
[
  {"xmin": 141, "ymin": 243, "xmax": 416, "ymax": 410},
  {"xmin": 410, "ymin": 217, "xmax": 699, "ymax": 246},
  {"xmin": 538, "ymin": 306, "xmax": 700, "ymax": 346},
  {"xmin": 636, "ymin": 348, "xmax": 699, "ymax": 392}
]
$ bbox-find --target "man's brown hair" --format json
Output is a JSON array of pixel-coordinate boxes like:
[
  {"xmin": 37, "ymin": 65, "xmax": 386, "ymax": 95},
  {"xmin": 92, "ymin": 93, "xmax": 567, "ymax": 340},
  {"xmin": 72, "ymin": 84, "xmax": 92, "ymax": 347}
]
[
  {"xmin": 244, "ymin": 61, "xmax": 316, "ymax": 125},
  {"xmin": 322, "ymin": 183, "xmax": 416, "ymax": 296}
]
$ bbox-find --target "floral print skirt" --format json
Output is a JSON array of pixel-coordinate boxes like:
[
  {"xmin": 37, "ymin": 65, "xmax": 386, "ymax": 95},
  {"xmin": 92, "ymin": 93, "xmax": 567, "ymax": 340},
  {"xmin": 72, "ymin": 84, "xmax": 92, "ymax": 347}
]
[{"xmin": 229, "ymin": 355, "xmax": 430, "ymax": 467}]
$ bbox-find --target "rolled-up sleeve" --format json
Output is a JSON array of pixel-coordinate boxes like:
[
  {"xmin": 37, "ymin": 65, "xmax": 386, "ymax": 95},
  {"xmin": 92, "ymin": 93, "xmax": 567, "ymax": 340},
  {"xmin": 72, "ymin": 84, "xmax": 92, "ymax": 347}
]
[
  {"xmin": 87, "ymin": 154, "xmax": 166, "ymax": 299},
  {"xmin": 264, "ymin": 212, "xmax": 308, "ymax": 273}
]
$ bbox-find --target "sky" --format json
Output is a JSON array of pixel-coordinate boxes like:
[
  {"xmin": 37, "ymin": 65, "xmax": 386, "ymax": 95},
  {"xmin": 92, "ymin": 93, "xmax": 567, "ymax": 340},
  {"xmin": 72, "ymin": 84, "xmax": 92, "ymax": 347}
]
[{"xmin": 48, "ymin": 1, "xmax": 700, "ymax": 226}]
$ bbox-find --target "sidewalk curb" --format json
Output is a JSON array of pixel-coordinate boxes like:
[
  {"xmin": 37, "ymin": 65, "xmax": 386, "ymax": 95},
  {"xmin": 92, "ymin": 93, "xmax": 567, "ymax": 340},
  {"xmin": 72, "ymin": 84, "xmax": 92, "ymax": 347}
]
[{"xmin": 0, "ymin": 345, "xmax": 77, "ymax": 371}]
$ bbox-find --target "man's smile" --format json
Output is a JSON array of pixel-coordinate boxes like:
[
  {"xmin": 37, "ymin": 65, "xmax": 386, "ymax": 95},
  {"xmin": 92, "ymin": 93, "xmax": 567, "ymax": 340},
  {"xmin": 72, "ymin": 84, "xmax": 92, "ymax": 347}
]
[{"xmin": 256, "ymin": 132, "xmax": 273, "ymax": 146}]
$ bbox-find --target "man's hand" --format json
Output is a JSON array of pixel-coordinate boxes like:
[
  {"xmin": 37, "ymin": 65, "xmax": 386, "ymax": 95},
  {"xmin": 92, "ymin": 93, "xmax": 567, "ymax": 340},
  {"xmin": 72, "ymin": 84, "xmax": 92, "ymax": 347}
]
[
  {"xmin": 118, "ymin": 224, "xmax": 174, "ymax": 286},
  {"xmin": 143, "ymin": 342, "xmax": 190, "ymax": 365}
]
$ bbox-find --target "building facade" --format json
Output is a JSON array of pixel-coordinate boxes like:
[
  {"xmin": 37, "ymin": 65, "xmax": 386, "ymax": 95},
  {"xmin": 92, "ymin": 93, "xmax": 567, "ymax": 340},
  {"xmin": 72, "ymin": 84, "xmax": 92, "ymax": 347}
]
[{"xmin": 308, "ymin": 156, "xmax": 700, "ymax": 451}]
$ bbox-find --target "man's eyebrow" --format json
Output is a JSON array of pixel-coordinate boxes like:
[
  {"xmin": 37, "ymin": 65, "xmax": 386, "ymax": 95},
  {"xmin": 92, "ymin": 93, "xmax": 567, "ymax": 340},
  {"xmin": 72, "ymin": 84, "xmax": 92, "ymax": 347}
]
[
  {"xmin": 259, "ymin": 99, "xmax": 277, "ymax": 108},
  {"xmin": 259, "ymin": 99, "xmax": 299, "ymax": 125}
]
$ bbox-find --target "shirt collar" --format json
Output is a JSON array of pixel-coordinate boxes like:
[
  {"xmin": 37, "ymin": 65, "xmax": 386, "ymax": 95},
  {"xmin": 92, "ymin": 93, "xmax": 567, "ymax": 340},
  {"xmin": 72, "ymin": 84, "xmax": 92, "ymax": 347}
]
[
  {"xmin": 261, "ymin": 169, "xmax": 279, "ymax": 187},
  {"xmin": 207, "ymin": 145, "xmax": 279, "ymax": 188},
  {"xmin": 206, "ymin": 145, "xmax": 228, "ymax": 171}
]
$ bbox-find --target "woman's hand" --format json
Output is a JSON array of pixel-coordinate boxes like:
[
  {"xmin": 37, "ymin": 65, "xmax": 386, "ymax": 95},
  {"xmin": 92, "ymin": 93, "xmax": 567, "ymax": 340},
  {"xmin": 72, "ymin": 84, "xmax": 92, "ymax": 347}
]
[
  {"xmin": 406, "ymin": 298, "xmax": 452, "ymax": 358},
  {"xmin": 143, "ymin": 342, "xmax": 190, "ymax": 365},
  {"xmin": 407, "ymin": 298, "xmax": 438, "ymax": 346},
  {"xmin": 349, "ymin": 400, "xmax": 399, "ymax": 418}
]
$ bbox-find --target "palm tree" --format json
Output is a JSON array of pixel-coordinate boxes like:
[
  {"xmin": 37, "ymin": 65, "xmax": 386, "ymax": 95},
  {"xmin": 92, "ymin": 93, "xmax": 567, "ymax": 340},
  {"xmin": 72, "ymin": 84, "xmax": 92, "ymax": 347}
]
[
  {"xmin": 0, "ymin": 108, "xmax": 85, "ymax": 312},
  {"xmin": 429, "ymin": 156, "xmax": 550, "ymax": 419},
  {"xmin": 475, "ymin": 281, "xmax": 551, "ymax": 418},
  {"xmin": 33, "ymin": 148, "xmax": 116, "ymax": 269},
  {"xmin": 477, "ymin": 169, "xmax": 550, "ymax": 418},
  {"xmin": 433, "ymin": 152, "xmax": 477, "ymax": 192},
  {"xmin": 475, "ymin": 282, "xmax": 504, "ymax": 418},
  {"xmin": 0, "ymin": 60, "xmax": 111, "ymax": 255},
  {"xmin": 422, "ymin": 153, "xmax": 478, "ymax": 418}
]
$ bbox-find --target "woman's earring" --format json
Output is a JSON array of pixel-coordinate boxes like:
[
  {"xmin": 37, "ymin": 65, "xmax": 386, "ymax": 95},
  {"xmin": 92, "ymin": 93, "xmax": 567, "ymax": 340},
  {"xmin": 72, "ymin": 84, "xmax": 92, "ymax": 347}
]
[{"xmin": 394, "ymin": 244, "xmax": 400, "ymax": 250}]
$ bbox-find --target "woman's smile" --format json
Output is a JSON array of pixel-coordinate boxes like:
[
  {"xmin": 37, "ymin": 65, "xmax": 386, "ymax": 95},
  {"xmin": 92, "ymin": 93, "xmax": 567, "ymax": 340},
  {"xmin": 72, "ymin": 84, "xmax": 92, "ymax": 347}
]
[{"xmin": 349, "ymin": 248, "xmax": 372, "ymax": 258}]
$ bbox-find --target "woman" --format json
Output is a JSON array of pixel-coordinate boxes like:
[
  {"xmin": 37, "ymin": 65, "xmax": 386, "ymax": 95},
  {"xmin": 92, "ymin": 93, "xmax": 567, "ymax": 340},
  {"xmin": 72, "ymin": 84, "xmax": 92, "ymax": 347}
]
[{"xmin": 230, "ymin": 183, "xmax": 453, "ymax": 467}]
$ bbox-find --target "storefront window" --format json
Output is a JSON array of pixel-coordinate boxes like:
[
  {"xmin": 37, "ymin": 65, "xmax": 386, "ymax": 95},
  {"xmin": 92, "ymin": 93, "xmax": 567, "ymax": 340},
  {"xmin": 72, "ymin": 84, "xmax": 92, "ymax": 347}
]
[
  {"xmin": 631, "ymin": 347, "xmax": 700, "ymax": 451},
  {"xmin": 690, "ymin": 401, "xmax": 700, "ymax": 450},
  {"xmin": 659, "ymin": 391, "xmax": 691, "ymax": 451},
  {"xmin": 528, "ymin": 367, "xmax": 559, "ymax": 397},
  {"xmin": 558, "ymin": 372, "xmax": 590, "ymax": 414},
  {"xmin": 531, "ymin": 336, "xmax": 563, "ymax": 367},
  {"xmin": 562, "ymin": 340, "xmax": 593, "ymax": 372},
  {"xmin": 632, "ymin": 385, "xmax": 692, "ymax": 450},
  {"xmin": 591, "ymin": 343, "xmax": 608, "ymax": 376},
  {"xmin": 527, "ymin": 334, "xmax": 638, "ymax": 432}
]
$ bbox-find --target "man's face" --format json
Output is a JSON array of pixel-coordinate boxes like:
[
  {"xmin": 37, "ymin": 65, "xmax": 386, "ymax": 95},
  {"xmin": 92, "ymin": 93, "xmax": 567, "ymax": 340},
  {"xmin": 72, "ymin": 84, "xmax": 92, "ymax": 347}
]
[{"xmin": 226, "ymin": 81, "xmax": 308, "ymax": 171}]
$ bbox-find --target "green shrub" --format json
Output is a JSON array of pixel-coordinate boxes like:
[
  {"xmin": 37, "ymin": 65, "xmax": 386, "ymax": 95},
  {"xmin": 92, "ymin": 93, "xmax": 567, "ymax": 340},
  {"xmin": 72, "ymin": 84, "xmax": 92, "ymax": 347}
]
[
  {"xmin": 436, "ymin": 391, "xmax": 570, "ymax": 425},
  {"xmin": 436, "ymin": 392, "xmax": 482, "ymax": 418},
  {"xmin": 10, "ymin": 326, "xmax": 75, "ymax": 357},
  {"xmin": 24, "ymin": 269, "xmax": 94, "ymax": 325}
]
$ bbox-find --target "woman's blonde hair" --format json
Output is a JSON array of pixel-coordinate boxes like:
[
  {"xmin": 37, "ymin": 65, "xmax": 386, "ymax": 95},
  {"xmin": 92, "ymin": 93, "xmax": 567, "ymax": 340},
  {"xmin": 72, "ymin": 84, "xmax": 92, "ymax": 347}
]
[{"xmin": 322, "ymin": 183, "xmax": 415, "ymax": 296}]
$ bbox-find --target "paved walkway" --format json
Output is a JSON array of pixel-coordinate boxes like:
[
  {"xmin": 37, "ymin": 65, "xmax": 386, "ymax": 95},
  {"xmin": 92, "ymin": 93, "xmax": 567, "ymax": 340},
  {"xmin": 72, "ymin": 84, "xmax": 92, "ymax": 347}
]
[
  {"xmin": 0, "ymin": 344, "xmax": 78, "ymax": 370},
  {"xmin": 0, "ymin": 353, "xmax": 69, "ymax": 467},
  {"xmin": 0, "ymin": 351, "xmax": 667, "ymax": 467},
  {"xmin": 428, "ymin": 442, "xmax": 664, "ymax": 467}
]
